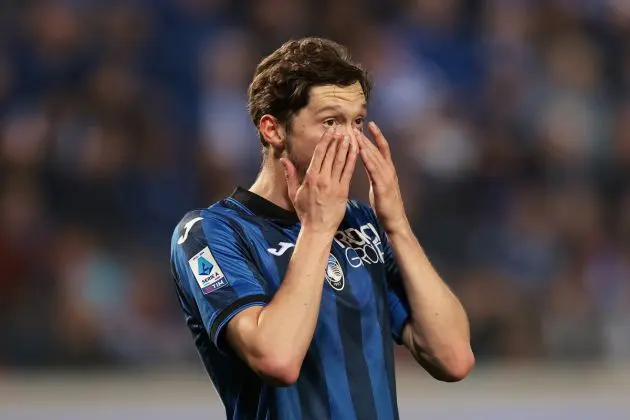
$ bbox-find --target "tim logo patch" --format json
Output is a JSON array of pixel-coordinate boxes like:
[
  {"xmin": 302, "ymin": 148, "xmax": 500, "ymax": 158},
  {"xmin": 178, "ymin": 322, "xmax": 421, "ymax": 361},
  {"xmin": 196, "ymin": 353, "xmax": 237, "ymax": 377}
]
[{"xmin": 188, "ymin": 247, "xmax": 228, "ymax": 294}]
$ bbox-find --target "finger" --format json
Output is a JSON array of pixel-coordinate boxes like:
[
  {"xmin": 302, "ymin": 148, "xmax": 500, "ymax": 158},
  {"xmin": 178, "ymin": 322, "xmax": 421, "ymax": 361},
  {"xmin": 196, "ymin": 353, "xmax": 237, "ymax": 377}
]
[
  {"xmin": 320, "ymin": 131, "xmax": 342, "ymax": 175},
  {"xmin": 354, "ymin": 128, "xmax": 367, "ymax": 151},
  {"xmin": 367, "ymin": 121, "xmax": 392, "ymax": 161},
  {"xmin": 360, "ymin": 141, "xmax": 381, "ymax": 177},
  {"xmin": 280, "ymin": 157, "xmax": 299, "ymax": 202},
  {"xmin": 340, "ymin": 131, "xmax": 359, "ymax": 186},
  {"xmin": 352, "ymin": 128, "xmax": 371, "ymax": 176},
  {"xmin": 359, "ymin": 136, "xmax": 388, "ymax": 191},
  {"xmin": 332, "ymin": 133, "xmax": 351, "ymax": 181},
  {"xmin": 357, "ymin": 131, "xmax": 383, "ymax": 175},
  {"xmin": 358, "ymin": 128, "xmax": 383, "ymax": 157},
  {"xmin": 308, "ymin": 127, "xmax": 335, "ymax": 173},
  {"xmin": 360, "ymin": 131, "xmax": 390, "ymax": 175}
]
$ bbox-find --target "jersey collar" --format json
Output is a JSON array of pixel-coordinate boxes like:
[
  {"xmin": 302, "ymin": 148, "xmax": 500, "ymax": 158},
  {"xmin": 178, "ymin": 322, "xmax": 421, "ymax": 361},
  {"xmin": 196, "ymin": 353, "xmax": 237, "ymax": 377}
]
[{"xmin": 230, "ymin": 187, "xmax": 300, "ymax": 225}]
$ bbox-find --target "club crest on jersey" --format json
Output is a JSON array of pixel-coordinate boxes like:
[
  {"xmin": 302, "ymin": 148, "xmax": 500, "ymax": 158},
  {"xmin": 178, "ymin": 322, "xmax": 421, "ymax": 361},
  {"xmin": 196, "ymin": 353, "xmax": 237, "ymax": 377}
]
[
  {"xmin": 188, "ymin": 247, "xmax": 228, "ymax": 294},
  {"xmin": 325, "ymin": 254, "xmax": 345, "ymax": 291}
]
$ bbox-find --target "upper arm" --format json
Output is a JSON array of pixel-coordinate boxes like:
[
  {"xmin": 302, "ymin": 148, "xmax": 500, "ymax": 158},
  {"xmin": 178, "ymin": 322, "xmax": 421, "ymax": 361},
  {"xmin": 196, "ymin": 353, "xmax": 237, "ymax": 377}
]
[
  {"xmin": 171, "ymin": 213, "xmax": 269, "ymax": 354},
  {"xmin": 224, "ymin": 305, "xmax": 265, "ymax": 364}
]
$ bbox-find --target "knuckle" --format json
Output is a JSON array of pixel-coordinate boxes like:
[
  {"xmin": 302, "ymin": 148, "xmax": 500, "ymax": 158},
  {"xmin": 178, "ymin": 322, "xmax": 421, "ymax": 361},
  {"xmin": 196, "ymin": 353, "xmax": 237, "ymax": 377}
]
[
  {"xmin": 304, "ymin": 171, "xmax": 316, "ymax": 184},
  {"xmin": 316, "ymin": 177, "xmax": 329, "ymax": 188}
]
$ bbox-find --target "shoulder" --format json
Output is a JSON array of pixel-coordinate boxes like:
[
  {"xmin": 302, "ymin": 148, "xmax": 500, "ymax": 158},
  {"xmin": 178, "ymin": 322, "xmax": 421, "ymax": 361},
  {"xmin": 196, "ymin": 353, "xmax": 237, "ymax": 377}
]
[{"xmin": 171, "ymin": 201, "xmax": 247, "ymax": 250}]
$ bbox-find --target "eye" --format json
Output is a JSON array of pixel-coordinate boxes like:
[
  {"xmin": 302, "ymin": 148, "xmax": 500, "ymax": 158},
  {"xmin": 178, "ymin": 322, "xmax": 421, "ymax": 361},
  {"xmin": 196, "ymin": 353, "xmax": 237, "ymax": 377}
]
[
  {"xmin": 354, "ymin": 117, "xmax": 365, "ymax": 127},
  {"xmin": 323, "ymin": 118, "xmax": 338, "ymax": 127}
]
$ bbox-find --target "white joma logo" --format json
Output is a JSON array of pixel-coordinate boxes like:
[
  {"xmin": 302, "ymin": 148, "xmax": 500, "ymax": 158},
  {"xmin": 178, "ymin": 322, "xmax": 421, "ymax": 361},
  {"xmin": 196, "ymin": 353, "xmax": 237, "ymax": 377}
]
[
  {"xmin": 178, "ymin": 217, "xmax": 203, "ymax": 244},
  {"xmin": 267, "ymin": 242, "xmax": 295, "ymax": 256}
]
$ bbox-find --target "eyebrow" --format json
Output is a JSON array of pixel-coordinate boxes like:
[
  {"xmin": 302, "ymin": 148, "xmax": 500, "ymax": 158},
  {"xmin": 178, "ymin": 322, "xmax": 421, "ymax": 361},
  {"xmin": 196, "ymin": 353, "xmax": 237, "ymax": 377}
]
[{"xmin": 315, "ymin": 103, "xmax": 367, "ymax": 115}]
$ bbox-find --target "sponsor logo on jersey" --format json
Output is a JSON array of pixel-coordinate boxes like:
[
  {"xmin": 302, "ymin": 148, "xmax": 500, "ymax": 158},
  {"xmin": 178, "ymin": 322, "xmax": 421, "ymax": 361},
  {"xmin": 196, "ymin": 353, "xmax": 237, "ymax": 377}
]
[
  {"xmin": 267, "ymin": 241, "xmax": 295, "ymax": 256},
  {"xmin": 188, "ymin": 247, "xmax": 228, "ymax": 294},
  {"xmin": 266, "ymin": 223, "xmax": 385, "ymax": 269},
  {"xmin": 333, "ymin": 223, "xmax": 385, "ymax": 268},
  {"xmin": 178, "ymin": 217, "xmax": 203, "ymax": 244}
]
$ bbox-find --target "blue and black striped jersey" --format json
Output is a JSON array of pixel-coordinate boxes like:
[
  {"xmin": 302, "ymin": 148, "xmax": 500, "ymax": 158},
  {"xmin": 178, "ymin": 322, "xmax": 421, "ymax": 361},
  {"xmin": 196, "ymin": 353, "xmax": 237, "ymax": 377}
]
[{"xmin": 170, "ymin": 187, "xmax": 411, "ymax": 420}]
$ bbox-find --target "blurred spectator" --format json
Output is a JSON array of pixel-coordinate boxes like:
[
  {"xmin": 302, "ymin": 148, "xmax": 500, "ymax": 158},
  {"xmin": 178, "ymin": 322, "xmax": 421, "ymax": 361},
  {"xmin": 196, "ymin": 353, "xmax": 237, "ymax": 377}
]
[
  {"xmin": 199, "ymin": 29, "xmax": 261, "ymax": 199},
  {"xmin": 1, "ymin": 0, "xmax": 629, "ymax": 368}
]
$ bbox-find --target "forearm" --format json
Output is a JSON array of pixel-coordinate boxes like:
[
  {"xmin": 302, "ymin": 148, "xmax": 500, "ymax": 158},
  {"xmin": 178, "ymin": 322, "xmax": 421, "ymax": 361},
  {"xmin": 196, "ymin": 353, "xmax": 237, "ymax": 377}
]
[
  {"xmin": 388, "ymin": 224, "xmax": 472, "ymax": 374},
  {"xmin": 255, "ymin": 226, "xmax": 332, "ymax": 367}
]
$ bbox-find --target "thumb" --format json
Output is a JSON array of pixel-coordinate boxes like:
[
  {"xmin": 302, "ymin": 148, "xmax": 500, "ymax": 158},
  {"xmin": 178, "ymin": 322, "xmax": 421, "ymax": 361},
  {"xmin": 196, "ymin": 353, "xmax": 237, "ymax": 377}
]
[{"xmin": 280, "ymin": 158, "xmax": 299, "ymax": 201}]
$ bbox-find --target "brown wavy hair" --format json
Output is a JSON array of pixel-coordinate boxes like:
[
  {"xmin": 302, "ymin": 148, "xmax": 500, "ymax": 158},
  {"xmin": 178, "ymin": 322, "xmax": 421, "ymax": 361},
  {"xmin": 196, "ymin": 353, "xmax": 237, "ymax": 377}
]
[{"xmin": 247, "ymin": 37, "xmax": 371, "ymax": 150}]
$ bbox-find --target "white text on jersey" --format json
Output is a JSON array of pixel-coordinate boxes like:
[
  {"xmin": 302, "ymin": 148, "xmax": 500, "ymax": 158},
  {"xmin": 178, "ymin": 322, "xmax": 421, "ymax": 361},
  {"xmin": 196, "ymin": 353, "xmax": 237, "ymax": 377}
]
[{"xmin": 267, "ymin": 223, "xmax": 385, "ymax": 268}]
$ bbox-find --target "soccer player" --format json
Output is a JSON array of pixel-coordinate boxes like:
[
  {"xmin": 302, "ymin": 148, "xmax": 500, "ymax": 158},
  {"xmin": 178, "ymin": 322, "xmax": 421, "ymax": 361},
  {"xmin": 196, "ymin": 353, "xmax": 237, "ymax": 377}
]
[{"xmin": 170, "ymin": 37, "xmax": 474, "ymax": 420}]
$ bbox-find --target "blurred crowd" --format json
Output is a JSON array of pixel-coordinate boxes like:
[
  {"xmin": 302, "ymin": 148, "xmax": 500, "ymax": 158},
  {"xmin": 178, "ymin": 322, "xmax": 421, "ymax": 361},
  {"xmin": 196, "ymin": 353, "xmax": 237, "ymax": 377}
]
[{"xmin": 1, "ymin": 0, "xmax": 630, "ymax": 369}]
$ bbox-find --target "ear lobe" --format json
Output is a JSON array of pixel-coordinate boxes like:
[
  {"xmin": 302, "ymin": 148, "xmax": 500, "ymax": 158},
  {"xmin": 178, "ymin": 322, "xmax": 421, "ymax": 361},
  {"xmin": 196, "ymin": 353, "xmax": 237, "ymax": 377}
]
[{"xmin": 259, "ymin": 115, "xmax": 286, "ymax": 151}]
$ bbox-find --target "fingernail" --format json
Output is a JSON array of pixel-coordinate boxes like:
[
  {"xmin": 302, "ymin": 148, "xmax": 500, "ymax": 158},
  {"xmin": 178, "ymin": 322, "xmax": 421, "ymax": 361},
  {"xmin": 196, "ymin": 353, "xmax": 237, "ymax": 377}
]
[
  {"xmin": 343, "ymin": 134, "xmax": 349, "ymax": 145},
  {"xmin": 369, "ymin": 121, "xmax": 378, "ymax": 130}
]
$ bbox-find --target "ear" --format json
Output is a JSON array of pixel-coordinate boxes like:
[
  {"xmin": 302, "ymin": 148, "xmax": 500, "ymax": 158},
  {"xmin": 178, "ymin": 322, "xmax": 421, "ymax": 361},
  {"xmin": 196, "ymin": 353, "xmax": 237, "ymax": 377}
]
[{"xmin": 259, "ymin": 115, "xmax": 287, "ymax": 153}]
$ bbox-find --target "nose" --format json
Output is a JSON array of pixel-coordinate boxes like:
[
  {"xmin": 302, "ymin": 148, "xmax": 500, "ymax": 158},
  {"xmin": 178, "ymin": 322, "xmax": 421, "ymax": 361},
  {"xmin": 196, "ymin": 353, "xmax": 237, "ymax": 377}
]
[{"xmin": 337, "ymin": 123, "xmax": 353, "ymax": 137}]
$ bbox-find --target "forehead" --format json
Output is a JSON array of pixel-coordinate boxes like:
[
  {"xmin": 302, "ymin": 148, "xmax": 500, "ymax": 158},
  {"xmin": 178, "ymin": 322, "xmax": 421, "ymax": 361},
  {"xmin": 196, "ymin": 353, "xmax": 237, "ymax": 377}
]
[{"xmin": 307, "ymin": 82, "xmax": 366, "ymax": 111}]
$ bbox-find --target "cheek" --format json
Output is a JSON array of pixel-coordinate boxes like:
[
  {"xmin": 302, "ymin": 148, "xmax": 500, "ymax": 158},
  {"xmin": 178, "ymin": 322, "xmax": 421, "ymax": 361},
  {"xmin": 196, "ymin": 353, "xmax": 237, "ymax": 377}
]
[{"xmin": 291, "ymin": 124, "xmax": 325, "ymax": 162}]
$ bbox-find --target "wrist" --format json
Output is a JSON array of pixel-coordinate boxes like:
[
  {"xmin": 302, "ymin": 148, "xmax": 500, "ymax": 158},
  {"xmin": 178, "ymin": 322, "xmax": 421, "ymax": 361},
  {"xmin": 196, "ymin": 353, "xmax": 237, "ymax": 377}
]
[
  {"xmin": 384, "ymin": 218, "xmax": 414, "ymax": 240},
  {"xmin": 298, "ymin": 223, "xmax": 336, "ymax": 244}
]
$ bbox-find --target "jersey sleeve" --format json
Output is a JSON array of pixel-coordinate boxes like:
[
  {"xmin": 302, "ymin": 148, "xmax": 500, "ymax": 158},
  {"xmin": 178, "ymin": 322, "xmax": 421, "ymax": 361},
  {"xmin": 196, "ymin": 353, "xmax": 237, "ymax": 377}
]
[{"xmin": 171, "ymin": 211, "xmax": 269, "ymax": 353}]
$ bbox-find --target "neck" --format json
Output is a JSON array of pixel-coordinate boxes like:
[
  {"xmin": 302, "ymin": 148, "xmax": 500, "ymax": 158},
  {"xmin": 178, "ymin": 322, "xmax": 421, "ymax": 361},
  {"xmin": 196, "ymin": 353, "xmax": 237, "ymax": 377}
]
[{"xmin": 249, "ymin": 156, "xmax": 294, "ymax": 212}]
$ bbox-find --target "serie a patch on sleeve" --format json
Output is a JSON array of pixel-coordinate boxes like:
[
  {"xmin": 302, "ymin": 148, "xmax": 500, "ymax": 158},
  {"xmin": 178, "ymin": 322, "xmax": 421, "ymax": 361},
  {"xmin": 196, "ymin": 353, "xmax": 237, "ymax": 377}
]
[{"xmin": 188, "ymin": 247, "xmax": 229, "ymax": 294}]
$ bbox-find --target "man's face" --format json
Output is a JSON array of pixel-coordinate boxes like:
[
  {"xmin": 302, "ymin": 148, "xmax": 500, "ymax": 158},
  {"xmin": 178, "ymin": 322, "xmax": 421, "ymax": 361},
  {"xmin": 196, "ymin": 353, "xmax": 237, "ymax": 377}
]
[{"xmin": 285, "ymin": 82, "xmax": 367, "ymax": 178}]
